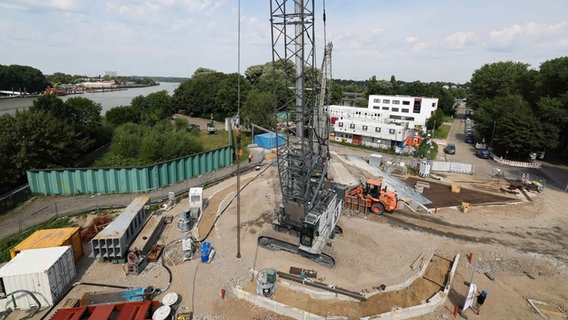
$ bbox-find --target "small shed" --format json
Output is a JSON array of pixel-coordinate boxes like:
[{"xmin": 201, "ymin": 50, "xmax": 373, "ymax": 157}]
[
  {"xmin": 10, "ymin": 227, "xmax": 83, "ymax": 262},
  {"xmin": 0, "ymin": 246, "xmax": 76, "ymax": 312},
  {"xmin": 253, "ymin": 133, "xmax": 285, "ymax": 149}
]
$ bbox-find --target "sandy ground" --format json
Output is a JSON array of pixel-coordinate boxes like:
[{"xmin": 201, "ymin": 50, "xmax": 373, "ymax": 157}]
[
  {"xmin": 3, "ymin": 108, "xmax": 565, "ymax": 319},
  {"xmin": 15, "ymin": 146, "xmax": 568, "ymax": 320}
]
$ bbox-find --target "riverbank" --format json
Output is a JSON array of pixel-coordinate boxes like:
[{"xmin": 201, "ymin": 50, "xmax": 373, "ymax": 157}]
[{"xmin": 0, "ymin": 82, "xmax": 179, "ymax": 116}]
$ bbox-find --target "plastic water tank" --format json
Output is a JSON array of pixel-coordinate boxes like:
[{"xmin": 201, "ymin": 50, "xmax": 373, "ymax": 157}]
[{"xmin": 201, "ymin": 242, "xmax": 211, "ymax": 262}]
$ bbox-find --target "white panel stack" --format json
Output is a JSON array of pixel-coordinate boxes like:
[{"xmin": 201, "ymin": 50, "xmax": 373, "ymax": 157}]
[{"xmin": 0, "ymin": 246, "xmax": 76, "ymax": 312}]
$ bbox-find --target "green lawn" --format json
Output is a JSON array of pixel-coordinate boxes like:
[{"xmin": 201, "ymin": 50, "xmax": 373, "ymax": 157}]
[
  {"xmin": 200, "ymin": 129, "xmax": 253, "ymax": 162},
  {"xmin": 433, "ymin": 123, "xmax": 452, "ymax": 140}
]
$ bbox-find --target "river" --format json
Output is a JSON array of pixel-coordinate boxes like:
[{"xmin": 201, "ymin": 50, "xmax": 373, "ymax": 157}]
[{"xmin": 0, "ymin": 82, "xmax": 180, "ymax": 116}]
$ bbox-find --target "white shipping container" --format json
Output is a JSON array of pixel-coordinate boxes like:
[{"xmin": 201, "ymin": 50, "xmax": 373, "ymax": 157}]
[{"xmin": 0, "ymin": 246, "xmax": 76, "ymax": 312}]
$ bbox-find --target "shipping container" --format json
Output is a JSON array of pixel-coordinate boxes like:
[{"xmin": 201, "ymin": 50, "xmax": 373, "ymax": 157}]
[
  {"xmin": 0, "ymin": 246, "xmax": 76, "ymax": 312},
  {"xmin": 10, "ymin": 227, "xmax": 83, "ymax": 262}
]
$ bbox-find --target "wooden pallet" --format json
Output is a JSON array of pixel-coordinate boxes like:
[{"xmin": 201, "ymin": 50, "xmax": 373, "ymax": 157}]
[
  {"xmin": 61, "ymin": 298, "xmax": 80, "ymax": 308},
  {"xmin": 146, "ymin": 244, "xmax": 164, "ymax": 262}
]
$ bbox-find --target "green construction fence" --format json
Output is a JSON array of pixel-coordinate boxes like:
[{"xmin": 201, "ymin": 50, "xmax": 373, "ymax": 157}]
[{"xmin": 26, "ymin": 146, "xmax": 233, "ymax": 195}]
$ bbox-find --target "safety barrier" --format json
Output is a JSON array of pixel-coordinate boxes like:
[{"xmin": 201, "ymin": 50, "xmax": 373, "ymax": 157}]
[
  {"xmin": 26, "ymin": 146, "xmax": 233, "ymax": 195},
  {"xmin": 492, "ymin": 155, "xmax": 542, "ymax": 169},
  {"xmin": 429, "ymin": 161, "xmax": 474, "ymax": 175}
]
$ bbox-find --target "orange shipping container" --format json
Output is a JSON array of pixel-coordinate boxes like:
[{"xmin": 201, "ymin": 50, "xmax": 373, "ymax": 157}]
[{"xmin": 10, "ymin": 227, "xmax": 83, "ymax": 262}]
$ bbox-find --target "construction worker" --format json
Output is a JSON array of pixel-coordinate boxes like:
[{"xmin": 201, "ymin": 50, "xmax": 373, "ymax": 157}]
[
  {"xmin": 248, "ymin": 153, "xmax": 253, "ymax": 163},
  {"xmin": 475, "ymin": 290, "xmax": 487, "ymax": 315}
]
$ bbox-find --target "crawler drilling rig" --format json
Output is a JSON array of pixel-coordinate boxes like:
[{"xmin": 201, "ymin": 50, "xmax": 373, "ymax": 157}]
[{"xmin": 258, "ymin": 0, "xmax": 345, "ymax": 267}]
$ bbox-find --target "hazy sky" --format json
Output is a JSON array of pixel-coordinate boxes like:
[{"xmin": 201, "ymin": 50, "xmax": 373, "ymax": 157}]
[{"xmin": 1, "ymin": 0, "xmax": 567, "ymax": 83}]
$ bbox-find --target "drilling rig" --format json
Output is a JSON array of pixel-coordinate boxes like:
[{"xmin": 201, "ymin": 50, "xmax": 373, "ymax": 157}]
[{"xmin": 258, "ymin": 0, "xmax": 345, "ymax": 267}]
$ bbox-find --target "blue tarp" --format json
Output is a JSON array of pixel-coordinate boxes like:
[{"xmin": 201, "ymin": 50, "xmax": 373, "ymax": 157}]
[{"xmin": 254, "ymin": 133, "xmax": 286, "ymax": 149}]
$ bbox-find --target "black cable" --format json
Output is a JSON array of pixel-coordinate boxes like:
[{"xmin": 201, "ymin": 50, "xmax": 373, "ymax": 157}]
[{"xmin": 3, "ymin": 290, "xmax": 41, "ymax": 319}]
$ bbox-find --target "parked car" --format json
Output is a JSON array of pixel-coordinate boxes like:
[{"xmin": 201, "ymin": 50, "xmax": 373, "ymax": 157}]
[
  {"xmin": 465, "ymin": 134, "xmax": 474, "ymax": 144},
  {"xmin": 187, "ymin": 124, "xmax": 200, "ymax": 131},
  {"xmin": 444, "ymin": 143, "xmax": 456, "ymax": 154},
  {"xmin": 476, "ymin": 148, "xmax": 491, "ymax": 159}
]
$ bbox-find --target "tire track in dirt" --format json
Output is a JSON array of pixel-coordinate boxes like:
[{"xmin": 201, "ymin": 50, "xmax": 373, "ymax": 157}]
[
  {"xmin": 383, "ymin": 210, "xmax": 566, "ymax": 258},
  {"xmin": 197, "ymin": 177, "xmax": 252, "ymax": 240}
]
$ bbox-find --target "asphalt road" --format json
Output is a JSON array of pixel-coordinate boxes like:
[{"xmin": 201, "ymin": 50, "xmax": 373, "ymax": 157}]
[
  {"xmin": 441, "ymin": 103, "xmax": 499, "ymax": 178},
  {"xmin": 442, "ymin": 103, "xmax": 568, "ymax": 190}
]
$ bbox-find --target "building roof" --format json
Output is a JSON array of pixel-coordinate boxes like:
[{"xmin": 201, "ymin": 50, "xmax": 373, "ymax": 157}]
[
  {"xmin": 11, "ymin": 227, "xmax": 79, "ymax": 254},
  {"xmin": 0, "ymin": 246, "xmax": 71, "ymax": 277}
]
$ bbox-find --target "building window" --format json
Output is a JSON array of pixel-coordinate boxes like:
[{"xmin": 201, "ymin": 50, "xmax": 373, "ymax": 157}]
[
  {"xmin": 392, "ymin": 107, "xmax": 399, "ymax": 112},
  {"xmin": 375, "ymin": 127, "xmax": 381, "ymax": 132},
  {"xmin": 362, "ymin": 125, "xmax": 368, "ymax": 130},
  {"xmin": 338, "ymin": 122, "xmax": 343, "ymax": 127},
  {"xmin": 432, "ymin": 102, "xmax": 436, "ymax": 107},
  {"xmin": 349, "ymin": 124, "xmax": 355, "ymax": 129},
  {"xmin": 373, "ymin": 106, "xmax": 380, "ymax": 109},
  {"xmin": 373, "ymin": 99, "xmax": 380, "ymax": 103},
  {"xmin": 382, "ymin": 107, "xmax": 389, "ymax": 110},
  {"xmin": 414, "ymin": 99, "xmax": 422, "ymax": 113},
  {"xmin": 402, "ymin": 101, "xmax": 410, "ymax": 105},
  {"xmin": 382, "ymin": 99, "xmax": 390, "ymax": 104},
  {"xmin": 392, "ymin": 100, "xmax": 400, "ymax": 105},
  {"xmin": 389, "ymin": 129, "xmax": 395, "ymax": 134},
  {"xmin": 402, "ymin": 108, "xmax": 409, "ymax": 113}
]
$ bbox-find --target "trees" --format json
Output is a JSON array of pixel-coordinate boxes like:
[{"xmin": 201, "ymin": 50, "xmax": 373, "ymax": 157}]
[
  {"xmin": 0, "ymin": 110, "xmax": 94, "ymax": 193},
  {"xmin": 172, "ymin": 71, "xmax": 226, "ymax": 119},
  {"xmin": 469, "ymin": 61, "xmax": 533, "ymax": 108},
  {"xmin": 215, "ymin": 73, "xmax": 251, "ymax": 119},
  {"xmin": 30, "ymin": 94, "xmax": 103, "ymax": 152},
  {"xmin": 426, "ymin": 108, "xmax": 445, "ymax": 131},
  {"xmin": 241, "ymin": 90, "xmax": 275, "ymax": 129},
  {"xmin": 105, "ymin": 105, "xmax": 141, "ymax": 127},
  {"xmin": 142, "ymin": 90, "xmax": 174, "ymax": 124},
  {"xmin": 97, "ymin": 122, "xmax": 204, "ymax": 167},
  {"xmin": 0, "ymin": 64, "xmax": 47, "ymax": 93},
  {"xmin": 469, "ymin": 58, "xmax": 568, "ymax": 158},
  {"xmin": 330, "ymin": 82, "xmax": 343, "ymax": 105}
]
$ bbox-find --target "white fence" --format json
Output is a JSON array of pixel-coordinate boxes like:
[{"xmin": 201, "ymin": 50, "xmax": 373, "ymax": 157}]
[
  {"xmin": 492, "ymin": 155, "xmax": 542, "ymax": 169},
  {"xmin": 430, "ymin": 161, "xmax": 474, "ymax": 174}
]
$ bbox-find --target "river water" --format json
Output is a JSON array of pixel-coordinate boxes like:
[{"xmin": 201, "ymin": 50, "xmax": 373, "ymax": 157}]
[{"xmin": 0, "ymin": 82, "xmax": 180, "ymax": 116}]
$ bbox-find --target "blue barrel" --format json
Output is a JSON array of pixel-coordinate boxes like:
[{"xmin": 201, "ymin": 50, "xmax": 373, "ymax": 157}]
[{"xmin": 201, "ymin": 242, "xmax": 211, "ymax": 262}]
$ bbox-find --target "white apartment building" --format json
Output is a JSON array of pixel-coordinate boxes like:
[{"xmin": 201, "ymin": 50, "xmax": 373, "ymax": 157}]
[{"xmin": 330, "ymin": 95, "xmax": 438, "ymax": 149}]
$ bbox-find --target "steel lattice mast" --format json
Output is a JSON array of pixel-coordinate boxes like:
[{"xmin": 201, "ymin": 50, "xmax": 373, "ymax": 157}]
[
  {"xmin": 262, "ymin": 0, "xmax": 343, "ymax": 264},
  {"xmin": 270, "ymin": 0, "xmax": 320, "ymax": 217}
]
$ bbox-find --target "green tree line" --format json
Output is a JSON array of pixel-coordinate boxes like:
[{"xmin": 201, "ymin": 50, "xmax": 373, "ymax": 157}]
[
  {"xmin": 0, "ymin": 94, "xmax": 110, "ymax": 193},
  {"xmin": 0, "ymin": 65, "xmax": 47, "ymax": 93},
  {"xmin": 468, "ymin": 57, "xmax": 568, "ymax": 159}
]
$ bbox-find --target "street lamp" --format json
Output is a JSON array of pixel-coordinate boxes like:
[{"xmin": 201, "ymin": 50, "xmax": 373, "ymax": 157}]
[{"xmin": 490, "ymin": 121, "xmax": 496, "ymax": 150}]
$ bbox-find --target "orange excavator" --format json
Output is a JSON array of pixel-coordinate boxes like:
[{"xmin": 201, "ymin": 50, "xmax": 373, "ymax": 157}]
[{"xmin": 347, "ymin": 178, "xmax": 398, "ymax": 215}]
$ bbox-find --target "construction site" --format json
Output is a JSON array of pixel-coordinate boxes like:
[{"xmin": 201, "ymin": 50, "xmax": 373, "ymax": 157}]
[
  {"xmin": 1, "ymin": 1, "xmax": 567, "ymax": 319},
  {"xmin": 2, "ymin": 145, "xmax": 567, "ymax": 320}
]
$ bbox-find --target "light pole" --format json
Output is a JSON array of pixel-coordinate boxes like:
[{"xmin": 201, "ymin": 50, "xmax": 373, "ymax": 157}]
[{"xmin": 490, "ymin": 121, "xmax": 496, "ymax": 150}]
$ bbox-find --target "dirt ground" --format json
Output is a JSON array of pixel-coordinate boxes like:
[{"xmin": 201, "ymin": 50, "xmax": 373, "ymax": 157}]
[
  {"xmin": 176, "ymin": 115, "xmax": 227, "ymax": 133},
  {"xmin": 29, "ymin": 146, "xmax": 568, "ymax": 320}
]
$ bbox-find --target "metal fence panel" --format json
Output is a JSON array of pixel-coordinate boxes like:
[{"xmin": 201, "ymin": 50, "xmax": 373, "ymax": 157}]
[{"xmin": 26, "ymin": 147, "xmax": 233, "ymax": 195}]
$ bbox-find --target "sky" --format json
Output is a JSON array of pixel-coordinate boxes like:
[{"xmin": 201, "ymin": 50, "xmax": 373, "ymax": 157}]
[{"xmin": 1, "ymin": 0, "xmax": 567, "ymax": 84}]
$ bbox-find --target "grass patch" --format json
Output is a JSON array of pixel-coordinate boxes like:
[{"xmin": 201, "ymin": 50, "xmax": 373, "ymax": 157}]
[{"xmin": 433, "ymin": 124, "xmax": 451, "ymax": 140}]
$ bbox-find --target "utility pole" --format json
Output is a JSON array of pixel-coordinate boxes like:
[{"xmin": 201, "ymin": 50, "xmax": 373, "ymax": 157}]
[
  {"xmin": 235, "ymin": 0, "xmax": 242, "ymax": 259},
  {"xmin": 490, "ymin": 121, "xmax": 496, "ymax": 150}
]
